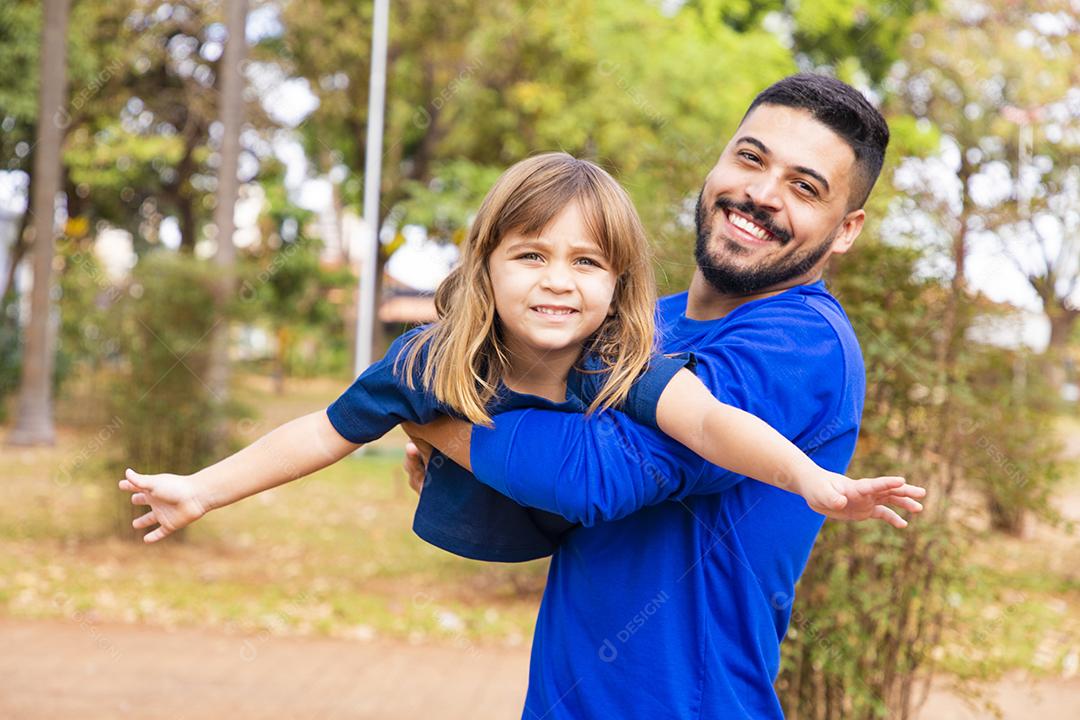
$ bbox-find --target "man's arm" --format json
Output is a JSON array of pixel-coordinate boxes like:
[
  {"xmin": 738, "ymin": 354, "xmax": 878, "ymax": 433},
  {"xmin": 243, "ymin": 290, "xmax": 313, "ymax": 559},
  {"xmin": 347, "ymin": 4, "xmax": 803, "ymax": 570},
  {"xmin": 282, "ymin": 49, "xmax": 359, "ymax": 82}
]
[{"xmin": 405, "ymin": 409, "xmax": 716, "ymax": 526}]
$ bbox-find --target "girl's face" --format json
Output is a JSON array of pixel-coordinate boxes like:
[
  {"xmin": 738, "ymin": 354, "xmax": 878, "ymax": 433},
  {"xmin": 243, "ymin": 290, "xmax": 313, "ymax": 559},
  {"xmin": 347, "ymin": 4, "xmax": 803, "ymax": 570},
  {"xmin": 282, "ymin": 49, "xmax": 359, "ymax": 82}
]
[{"xmin": 488, "ymin": 201, "xmax": 618, "ymax": 363}]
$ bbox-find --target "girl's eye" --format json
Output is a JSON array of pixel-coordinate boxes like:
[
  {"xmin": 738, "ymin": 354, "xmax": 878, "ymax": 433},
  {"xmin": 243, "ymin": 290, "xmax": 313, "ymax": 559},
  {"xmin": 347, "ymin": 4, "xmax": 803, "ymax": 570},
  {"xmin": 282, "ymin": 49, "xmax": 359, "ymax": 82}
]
[
  {"xmin": 517, "ymin": 252, "xmax": 543, "ymax": 261},
  {"xmin": 575, "ymin": 257, "xmax": 603, "ymax": 267}
]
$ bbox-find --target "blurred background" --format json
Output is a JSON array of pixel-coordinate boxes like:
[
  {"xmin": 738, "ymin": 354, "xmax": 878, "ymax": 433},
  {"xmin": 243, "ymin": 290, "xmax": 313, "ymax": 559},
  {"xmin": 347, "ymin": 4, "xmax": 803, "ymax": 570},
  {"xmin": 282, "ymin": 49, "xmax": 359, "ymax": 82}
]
[{"xmin": 1, "ymin": 0, "xmax": 1078, "ymax": 718}]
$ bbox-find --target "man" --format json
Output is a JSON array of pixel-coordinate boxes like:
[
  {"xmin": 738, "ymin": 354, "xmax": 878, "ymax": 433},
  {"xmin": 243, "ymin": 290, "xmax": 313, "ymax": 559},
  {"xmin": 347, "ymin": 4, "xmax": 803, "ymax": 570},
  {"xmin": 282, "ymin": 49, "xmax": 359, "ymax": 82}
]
[{"xmin": 405, "ymin": 73, "xmax": 903, "ymax": 718}]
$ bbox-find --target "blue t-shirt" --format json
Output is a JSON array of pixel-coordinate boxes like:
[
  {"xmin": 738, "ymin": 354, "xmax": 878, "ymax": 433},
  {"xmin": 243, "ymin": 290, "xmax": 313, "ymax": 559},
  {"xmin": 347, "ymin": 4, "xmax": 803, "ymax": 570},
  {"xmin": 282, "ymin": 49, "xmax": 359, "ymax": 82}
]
[
  {"xmin": 469, "ymin": 281, "xmax": 866, "ymax": 719},
  {"xmin": 326, "ymin": 326, "xmax": 691, "ymax": 562}
]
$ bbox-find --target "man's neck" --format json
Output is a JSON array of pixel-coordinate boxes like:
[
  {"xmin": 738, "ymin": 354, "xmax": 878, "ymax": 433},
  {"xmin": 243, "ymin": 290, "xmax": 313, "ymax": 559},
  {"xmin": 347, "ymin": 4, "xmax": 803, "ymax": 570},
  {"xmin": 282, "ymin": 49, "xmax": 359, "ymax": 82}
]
[{"xmin": 684, "ymin": 269, "xmax": 822, "ymax": 321}]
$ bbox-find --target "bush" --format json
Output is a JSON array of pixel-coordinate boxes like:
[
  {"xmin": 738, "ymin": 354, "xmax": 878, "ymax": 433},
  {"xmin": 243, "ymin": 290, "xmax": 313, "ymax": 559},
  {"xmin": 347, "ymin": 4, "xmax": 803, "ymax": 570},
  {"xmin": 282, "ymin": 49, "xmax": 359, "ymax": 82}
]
[
  {"xmin": 107, "ymin": 251, "xmax": 241, "ymax": 539},
  {"xmin": 0, "ymin": 297, "xmax": 20, "ymax": 422},
  {"xmin": 776, "ymin": 240, "xmax": 1062, "ymax": 719}
]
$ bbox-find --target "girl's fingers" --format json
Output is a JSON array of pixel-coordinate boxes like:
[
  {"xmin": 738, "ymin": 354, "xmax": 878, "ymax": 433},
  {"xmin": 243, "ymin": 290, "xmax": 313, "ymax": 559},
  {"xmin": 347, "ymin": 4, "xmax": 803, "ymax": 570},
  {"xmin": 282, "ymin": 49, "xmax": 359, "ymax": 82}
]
[
  {"xmin": 118, "ymin": 479, "xmax": 137, "ymax": 492},
  {"xmin": 887, "ymin": 496, "xmax": 923, "ymax": 513},
  {"xmin": 857, "ymin": 476, "xmax": 905, "ymax": 495},
  {"xmin": 872, "ymin": 505, "xmax": 907, "ymax": 529},
  {"xmin": 144, "ymin": 526, "xmax": 170, "ymax": 543},
  {"xmin": 133, "ymin": 511, "xmax": 157, "ymax": 529},
  {"xmin": 897, "ymin": 484, "xmax": 928, "ymax": 498},
  {"xmin": 130, "ymin": 493, "xmax": 148, "ymax": 506}
]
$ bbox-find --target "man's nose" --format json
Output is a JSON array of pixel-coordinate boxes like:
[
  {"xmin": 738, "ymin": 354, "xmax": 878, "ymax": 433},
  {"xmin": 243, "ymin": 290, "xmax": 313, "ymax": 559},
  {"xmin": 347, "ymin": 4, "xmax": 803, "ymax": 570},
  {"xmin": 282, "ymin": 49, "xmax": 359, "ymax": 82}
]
[{"xmin": 745, "ymin": 174, "xmax": 783, "ymax": 212}]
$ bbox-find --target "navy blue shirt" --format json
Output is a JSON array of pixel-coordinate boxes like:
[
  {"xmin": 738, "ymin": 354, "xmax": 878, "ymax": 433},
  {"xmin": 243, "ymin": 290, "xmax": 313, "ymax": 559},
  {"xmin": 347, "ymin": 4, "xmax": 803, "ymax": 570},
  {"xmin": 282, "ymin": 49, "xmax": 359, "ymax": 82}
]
[
  {"xmin": 469, "ymin": 281, "xmax": 866, "ymax": 719},
  {"xmin": 326, "ymin": 326, "xmax": 691, "ymax": 562}
]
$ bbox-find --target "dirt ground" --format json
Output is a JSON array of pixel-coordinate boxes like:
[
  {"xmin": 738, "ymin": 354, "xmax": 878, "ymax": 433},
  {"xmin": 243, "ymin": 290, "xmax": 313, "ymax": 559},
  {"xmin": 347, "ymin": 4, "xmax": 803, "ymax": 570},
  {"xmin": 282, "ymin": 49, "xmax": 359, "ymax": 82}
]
[
  {"xmin": 0, "ymin": 617, "xmax": 531, "ymax": 720},
  {"xmin": 4, "ymin": 615, "xmax": 1079, "ymax": 719}
]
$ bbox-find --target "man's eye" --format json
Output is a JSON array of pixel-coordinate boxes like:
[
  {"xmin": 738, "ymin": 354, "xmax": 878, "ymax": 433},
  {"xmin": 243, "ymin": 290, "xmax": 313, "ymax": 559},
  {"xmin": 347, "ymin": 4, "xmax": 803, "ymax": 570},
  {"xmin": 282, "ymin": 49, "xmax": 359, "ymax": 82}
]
[
  {"xmin": 738, "ymin": 150, "xmax": 761, "ymax": 164},
  {"xmin": 795, "ymin": 181, "xmax": 819, "ymax": 197}
]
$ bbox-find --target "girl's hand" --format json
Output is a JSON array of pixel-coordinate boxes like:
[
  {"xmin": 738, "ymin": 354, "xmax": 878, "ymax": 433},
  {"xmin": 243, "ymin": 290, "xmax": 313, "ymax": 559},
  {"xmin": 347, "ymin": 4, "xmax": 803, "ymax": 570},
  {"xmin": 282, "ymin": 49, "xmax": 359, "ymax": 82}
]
[
  {"xmin": 801, "ymin": 473, "xmax": 926, "ymax": 528},
  {"xmin": 118, "ymin": 468, "xmax": 210, "ymax": 543}
]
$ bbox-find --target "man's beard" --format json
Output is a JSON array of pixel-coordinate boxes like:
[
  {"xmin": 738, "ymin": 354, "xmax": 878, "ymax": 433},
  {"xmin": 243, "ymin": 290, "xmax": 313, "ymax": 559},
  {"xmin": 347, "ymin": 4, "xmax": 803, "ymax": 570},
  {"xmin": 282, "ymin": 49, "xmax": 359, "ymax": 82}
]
[{"xmin": 694, "ymin": 191, "xmax": 834, "ymax": 296}]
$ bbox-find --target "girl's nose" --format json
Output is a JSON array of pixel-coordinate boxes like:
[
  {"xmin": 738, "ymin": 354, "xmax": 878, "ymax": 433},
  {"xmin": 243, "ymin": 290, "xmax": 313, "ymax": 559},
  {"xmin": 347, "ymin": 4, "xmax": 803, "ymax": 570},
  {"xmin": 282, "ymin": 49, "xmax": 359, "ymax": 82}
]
[{"xmin": 539, "ymin": 262, "xmax": 574, "ymax": 292}]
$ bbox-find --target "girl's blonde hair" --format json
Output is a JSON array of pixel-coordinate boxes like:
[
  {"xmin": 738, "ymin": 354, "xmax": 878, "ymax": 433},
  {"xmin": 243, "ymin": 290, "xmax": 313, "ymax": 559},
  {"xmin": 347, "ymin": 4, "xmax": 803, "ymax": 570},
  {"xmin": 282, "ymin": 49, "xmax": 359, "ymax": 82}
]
[{"xmin": 399, "ymin": 152, "xmax": 657, "ymax": 426}]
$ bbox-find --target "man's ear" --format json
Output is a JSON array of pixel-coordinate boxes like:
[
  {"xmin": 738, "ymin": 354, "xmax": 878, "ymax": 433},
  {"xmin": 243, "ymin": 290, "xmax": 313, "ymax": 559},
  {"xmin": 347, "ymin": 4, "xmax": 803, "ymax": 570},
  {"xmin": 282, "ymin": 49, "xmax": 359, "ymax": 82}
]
[{"xmin": 830, "ymin": 208, "xmax": 865, "ymax": 256}]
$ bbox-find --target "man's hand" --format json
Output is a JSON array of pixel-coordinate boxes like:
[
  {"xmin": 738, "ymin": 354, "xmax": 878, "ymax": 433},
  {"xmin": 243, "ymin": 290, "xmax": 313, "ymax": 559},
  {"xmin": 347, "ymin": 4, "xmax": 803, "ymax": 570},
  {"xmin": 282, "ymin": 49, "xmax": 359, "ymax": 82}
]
[
  {"xmin": 400, "ymin": 416, "xmax": 473, "ymax": 470},
  {"xmin": 403, "ymin": 438, "xmax": 433, "ymax": 496}
]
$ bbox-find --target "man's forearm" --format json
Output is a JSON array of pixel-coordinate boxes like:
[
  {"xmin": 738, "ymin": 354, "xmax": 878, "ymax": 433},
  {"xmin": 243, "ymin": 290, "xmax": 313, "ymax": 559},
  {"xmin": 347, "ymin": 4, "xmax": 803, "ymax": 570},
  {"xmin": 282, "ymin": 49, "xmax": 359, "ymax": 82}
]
[
  {"xmin": 468, "ymin": 409, "xmax": 710, "ymax": 525},
  {"xmin": 196, "ymin": 410, "xmax": 359, "ymax": 511}
]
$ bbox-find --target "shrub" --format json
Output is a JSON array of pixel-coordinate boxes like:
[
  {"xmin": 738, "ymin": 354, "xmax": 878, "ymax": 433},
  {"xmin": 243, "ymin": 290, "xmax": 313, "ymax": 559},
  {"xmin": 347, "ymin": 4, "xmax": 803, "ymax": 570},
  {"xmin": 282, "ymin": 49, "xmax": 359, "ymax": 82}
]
[
  {"xmin": 777, "ymin": 240, "xmax": 1061, "ymax": 718},
  {"xmin": 107, "ymin": 251, "xmax": 241, "ymax": 540}
]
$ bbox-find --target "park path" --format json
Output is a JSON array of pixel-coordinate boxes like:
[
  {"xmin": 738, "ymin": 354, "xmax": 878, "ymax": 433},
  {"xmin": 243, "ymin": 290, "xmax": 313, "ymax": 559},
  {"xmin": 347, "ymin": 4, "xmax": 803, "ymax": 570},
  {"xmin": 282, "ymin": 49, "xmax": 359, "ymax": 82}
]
[
  {"xmin": 3, "ymin": 615, "xmax": 1080, "ymax": 718},
  {"xmin": 0, "ymin": 617, "xmax": 530, "ymax": 720}
]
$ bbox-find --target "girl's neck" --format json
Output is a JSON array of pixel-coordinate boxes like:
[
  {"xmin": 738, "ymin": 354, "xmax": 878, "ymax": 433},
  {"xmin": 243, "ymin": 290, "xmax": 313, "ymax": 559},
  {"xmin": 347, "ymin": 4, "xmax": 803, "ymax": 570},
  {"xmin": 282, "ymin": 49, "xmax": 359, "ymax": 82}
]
[{"xmin": 502, "ymin": 342, "xmax": 581, "ymax": 403}]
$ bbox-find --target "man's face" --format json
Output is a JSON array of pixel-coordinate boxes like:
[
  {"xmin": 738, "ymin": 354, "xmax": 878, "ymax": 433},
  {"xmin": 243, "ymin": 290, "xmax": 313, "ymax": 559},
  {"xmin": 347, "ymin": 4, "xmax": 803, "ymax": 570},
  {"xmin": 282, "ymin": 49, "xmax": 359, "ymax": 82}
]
[{"xmin": 695, "ymin": 104, "xmax": 864, "ymax": 296}]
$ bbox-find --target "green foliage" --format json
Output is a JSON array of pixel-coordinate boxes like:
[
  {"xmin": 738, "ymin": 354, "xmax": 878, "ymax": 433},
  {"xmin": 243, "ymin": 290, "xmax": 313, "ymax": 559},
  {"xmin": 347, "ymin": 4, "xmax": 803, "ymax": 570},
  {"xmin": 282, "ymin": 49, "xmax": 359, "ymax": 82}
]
[
  {"xmin": 779, "ymin": 241, "xmax": 962, "ymax": 718},
  {"xmin": 0, "ymin": 298, "xmax": 21, "ymax": 423},
  {"xmin": 0, "ymin": 0, "xmax": 40, "ymax": 169},
  {"xmin": 956, "ymin": 344, "xmax": 1062, "ymax": 534},
  {"xmin": 395, "ymin": 160, "xmax": 504, "ymax": 243},
  {"xmin": 277, "ymin": 0, "xmax": 795, "ymax": 284},
  {"xmin": 240, "ymin": 236, "xmax": 355, "ymax": 382},
  {"xmin": 683, "ymin": 0, "xmax": 937, "ymax": 84},
  {"xmin": 778, "ymin": 236, "xmax": 1064, "ymax": 716},
  {"xmin": 107, "ymin": 251, "xmax": 239, "ymax": 536},
  {"xmin": 0, "ymin": 240, "xmax": 110, "ymax": 422},
  {"xmin": 56, "ymin": 238, "xmax": 121, "ymax": 377}
]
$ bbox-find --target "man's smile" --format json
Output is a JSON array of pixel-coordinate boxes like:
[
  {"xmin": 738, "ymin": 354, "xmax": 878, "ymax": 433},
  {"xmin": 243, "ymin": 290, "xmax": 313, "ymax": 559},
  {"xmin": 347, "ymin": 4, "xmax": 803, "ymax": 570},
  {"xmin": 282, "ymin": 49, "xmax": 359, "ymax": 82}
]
[{"xmin": 722, "ymin": 209, "xmax": 779, "ymax": 246}]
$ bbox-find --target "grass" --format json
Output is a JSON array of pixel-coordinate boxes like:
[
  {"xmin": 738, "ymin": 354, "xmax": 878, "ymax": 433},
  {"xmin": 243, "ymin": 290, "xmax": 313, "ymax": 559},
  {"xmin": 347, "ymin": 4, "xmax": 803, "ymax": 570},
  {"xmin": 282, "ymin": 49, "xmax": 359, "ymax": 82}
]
[{"xmin": 0, "ymin": 372, "xmax": 546, "ymax": 647}]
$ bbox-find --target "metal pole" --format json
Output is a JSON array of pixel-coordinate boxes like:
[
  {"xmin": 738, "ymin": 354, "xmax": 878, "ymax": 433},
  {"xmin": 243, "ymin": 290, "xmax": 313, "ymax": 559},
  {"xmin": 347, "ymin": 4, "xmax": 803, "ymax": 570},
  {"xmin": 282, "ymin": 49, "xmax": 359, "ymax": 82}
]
[{"xmin": 354, "ymin": 0, "xmax": 390, "ymax": 378}]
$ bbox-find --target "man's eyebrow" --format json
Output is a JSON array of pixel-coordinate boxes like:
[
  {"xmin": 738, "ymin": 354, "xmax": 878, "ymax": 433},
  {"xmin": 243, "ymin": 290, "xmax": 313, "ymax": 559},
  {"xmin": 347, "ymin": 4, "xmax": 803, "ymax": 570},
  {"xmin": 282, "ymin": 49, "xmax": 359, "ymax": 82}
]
[{"xmin": 735, "ymin": 135, "xmax": 832, "ymax": 194}]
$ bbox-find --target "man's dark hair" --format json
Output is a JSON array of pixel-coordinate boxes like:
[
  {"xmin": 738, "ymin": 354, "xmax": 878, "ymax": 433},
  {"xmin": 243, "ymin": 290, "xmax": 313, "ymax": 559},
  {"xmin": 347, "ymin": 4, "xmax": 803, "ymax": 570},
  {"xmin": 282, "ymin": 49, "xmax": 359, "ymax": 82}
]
[{"xmin": 744, "ymin": 73, "xmax": 890, "ymax": 210}]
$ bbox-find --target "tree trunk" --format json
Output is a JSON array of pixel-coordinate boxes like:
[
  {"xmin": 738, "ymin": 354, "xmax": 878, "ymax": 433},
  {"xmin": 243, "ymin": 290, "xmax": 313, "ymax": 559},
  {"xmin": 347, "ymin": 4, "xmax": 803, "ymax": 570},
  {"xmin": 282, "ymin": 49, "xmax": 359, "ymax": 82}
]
[
  {"xmin": 205, "ymin": 0, "xmax": 248, "ymax": 449},
  {"xmin": 1044, "ymin": 306, "xmax": 1078, "ymax": 393},
  {"xmin": 7, "ymin": 0, "xmax": 71, "ymax": 446}
]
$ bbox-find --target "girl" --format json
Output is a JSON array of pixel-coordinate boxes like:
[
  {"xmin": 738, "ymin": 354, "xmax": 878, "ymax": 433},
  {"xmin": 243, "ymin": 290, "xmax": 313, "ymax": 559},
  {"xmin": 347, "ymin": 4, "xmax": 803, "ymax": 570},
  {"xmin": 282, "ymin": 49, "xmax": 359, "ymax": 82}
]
[{"xmin": 119, "ymin": 153, "xmax": 923, "ymax": 555}]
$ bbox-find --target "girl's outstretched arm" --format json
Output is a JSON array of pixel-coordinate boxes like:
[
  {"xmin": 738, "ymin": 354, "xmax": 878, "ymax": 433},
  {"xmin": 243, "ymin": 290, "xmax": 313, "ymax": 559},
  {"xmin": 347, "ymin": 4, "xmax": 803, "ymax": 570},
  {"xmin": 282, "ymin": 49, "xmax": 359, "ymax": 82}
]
[
  {"xmin": 118, "ymin": 410, "xmax": 360, "ymax": 543},
  {"xmin": 655, "ymin": 369, "xmax": 926, "ymax": 528}
]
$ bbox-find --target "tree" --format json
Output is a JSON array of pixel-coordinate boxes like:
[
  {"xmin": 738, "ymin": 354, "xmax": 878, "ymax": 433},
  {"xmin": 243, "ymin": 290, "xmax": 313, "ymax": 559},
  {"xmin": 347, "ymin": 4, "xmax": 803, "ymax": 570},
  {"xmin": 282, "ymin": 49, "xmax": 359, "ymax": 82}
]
[
  {"xmin": 887, "ymin": 0, "xmax": 1079, "ymax": 390},
  {"xmin": 7, "ymin": 0, "xmax": 71, "ymax": 446},
  {"xmin": 205, "ymin": 0, "xmax": 248, "ymax": 441}
]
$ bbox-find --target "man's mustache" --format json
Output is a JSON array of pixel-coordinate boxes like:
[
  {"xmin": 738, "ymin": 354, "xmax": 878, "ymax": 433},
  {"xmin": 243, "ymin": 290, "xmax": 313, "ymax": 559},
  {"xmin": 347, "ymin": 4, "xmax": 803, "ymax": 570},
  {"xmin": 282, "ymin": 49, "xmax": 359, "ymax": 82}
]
[{"xmin": 712, "ymin": 197, "xmax": 793, "ymax": 245}]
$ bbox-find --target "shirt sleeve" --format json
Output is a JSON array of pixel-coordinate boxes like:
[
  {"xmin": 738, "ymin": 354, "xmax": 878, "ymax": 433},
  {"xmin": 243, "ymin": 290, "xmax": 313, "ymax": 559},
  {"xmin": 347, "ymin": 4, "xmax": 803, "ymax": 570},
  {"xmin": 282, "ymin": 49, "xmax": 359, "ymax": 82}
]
[
  {"xmin": 569, "ymin": 353, "xmax": 697, "ymax": 430},
  {"xmin": 470, "ymin": 300, "xmax": 852, "ymax": 523},
  {"xmin": 622, "ymin": 353, "xmax": 696, "ymax": 430},
  {"xmin": 326, "ymin": 326, "xmax": 444, "ymax": 444},
  {"xmin": 470, "ymin": 408, "xmax": 723, "ymax": 526}
]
